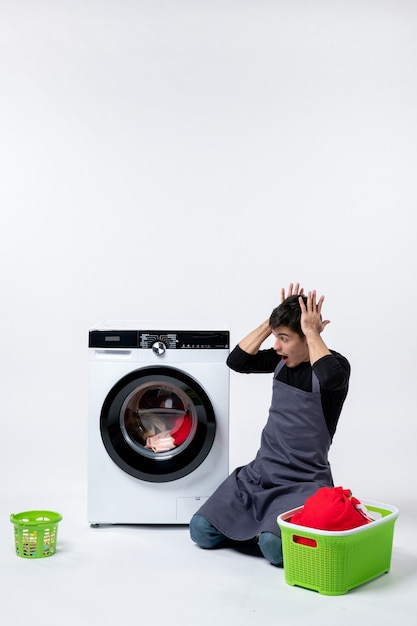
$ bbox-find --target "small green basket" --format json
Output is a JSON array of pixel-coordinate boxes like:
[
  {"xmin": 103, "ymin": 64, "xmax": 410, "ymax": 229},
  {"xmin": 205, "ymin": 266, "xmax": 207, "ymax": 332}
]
[
  {"xmin": 10, "ymin": 510, "xmax": 63, "ymax": 559},
  {"xmin": 278, "ymin": 500, "xmax": 399, "ymax": 595}
]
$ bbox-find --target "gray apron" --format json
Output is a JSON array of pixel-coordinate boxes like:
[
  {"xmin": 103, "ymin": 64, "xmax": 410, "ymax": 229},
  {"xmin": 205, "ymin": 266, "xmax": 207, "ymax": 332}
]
[{"xmin": 196, "ymin": 360, "xmax": 333, "ymax": 540}]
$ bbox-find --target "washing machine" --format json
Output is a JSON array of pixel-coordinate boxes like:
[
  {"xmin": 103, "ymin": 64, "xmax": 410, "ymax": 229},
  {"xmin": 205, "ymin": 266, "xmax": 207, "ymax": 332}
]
[{"xmin": 88, "ymin": 320, "xmax": 229, "ymax": 525}]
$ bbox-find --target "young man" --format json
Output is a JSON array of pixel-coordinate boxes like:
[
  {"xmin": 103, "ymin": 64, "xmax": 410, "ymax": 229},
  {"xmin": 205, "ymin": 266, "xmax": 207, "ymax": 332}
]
[{"xmin": 189, "ymin": 284, "xmax": 350, "ymax": 565}]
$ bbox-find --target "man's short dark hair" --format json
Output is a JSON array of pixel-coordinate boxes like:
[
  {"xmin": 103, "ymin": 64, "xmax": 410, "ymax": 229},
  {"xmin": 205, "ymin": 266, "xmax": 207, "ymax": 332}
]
[{"xmin": 269, "ymin": 294, "xmax": 307, "ymax": 337}]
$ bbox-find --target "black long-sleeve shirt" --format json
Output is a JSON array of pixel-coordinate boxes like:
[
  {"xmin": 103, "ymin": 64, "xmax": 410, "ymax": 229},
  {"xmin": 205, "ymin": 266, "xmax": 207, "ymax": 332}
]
[{"xmin": 226, "ymin": 345, "xmax": 350, "ymax": 440}]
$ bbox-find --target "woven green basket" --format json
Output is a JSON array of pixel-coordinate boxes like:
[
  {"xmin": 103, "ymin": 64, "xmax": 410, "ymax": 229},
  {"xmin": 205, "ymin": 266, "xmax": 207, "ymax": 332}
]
[
  {"xmin": 278, "ymin": 501, "xmax": 399, "ymax": 595},
  {"xmin": 10, "ymin": 510, "xmax": 62, "ymax": 559}
]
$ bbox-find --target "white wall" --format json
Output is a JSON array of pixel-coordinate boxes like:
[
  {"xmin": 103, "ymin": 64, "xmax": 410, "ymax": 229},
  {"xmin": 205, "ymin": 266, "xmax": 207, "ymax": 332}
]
[{"xmin": 1, "ymin": 0, "xmax": 416, "ymax": 511}]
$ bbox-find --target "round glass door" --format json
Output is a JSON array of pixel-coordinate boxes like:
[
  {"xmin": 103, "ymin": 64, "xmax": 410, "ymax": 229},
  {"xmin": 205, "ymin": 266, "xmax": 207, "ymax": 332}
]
[{"xmin": 100, "ymin": 367, "xmax": 216, "ymax": 482}]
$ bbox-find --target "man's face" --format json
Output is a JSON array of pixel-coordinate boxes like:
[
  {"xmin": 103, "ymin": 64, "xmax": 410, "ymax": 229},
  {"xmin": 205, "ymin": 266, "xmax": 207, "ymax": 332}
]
[{"xmin": 272, "ymin": 325, "xmax": 309, "ymax": 368}]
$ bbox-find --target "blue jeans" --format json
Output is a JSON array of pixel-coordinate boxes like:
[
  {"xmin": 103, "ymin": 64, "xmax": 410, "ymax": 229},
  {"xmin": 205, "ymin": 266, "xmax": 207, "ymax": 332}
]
[{"xmin": 189, "ymin": 514, "xmax": 283, "ymax": 566}]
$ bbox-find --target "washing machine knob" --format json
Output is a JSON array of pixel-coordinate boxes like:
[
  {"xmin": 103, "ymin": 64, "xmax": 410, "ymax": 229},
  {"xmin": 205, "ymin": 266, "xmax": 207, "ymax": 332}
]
[{"xmin": 152, "ymin": 341, "xmax": 166, "ymax": 356}]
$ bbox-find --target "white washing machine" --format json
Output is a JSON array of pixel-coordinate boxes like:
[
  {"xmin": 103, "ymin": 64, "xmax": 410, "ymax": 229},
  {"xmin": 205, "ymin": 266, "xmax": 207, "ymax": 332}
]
[{"xmin": 88, "ymin": 320, "xmax": 229, "ymax": 525}]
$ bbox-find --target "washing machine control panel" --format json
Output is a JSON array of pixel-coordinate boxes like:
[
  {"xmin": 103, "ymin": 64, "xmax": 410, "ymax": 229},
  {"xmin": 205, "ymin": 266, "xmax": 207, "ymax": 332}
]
[
  {"xmin": 142, "ymin": 333, "xmax": 177, "ymax": 350},
  {"xmin": 89, "ymin": 330, "xmax": 229, "ymax": 350}
]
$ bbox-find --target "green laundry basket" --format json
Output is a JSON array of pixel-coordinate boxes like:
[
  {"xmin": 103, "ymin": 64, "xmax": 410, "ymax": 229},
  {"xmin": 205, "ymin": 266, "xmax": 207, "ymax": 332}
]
[
  {"xmin": 278, "ymin": 500, "xmax": 399, "ymax": 595},
  {"xmin": 10, "ymin": 510, "xmax": 62, "ymax": 558}
]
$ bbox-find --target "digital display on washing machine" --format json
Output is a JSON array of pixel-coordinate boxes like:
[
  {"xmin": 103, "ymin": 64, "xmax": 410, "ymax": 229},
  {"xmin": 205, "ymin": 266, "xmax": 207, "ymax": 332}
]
[{"xmin": 89, "ymin": 330, "xmax": 139, "ymax": 348}]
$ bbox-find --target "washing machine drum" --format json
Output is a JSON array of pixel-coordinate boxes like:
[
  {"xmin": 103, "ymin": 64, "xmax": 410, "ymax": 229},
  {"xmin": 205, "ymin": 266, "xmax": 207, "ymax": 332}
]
[{"xmin": 100, "ymin": 367, "xmax": 217, "ymax": 482}]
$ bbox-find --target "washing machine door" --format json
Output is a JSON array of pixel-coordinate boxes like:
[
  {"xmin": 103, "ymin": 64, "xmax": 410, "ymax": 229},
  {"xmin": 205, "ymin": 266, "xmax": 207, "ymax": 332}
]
[{"xmin": 100, "ymin": 367, "xmax": 216, "ymax": 482}]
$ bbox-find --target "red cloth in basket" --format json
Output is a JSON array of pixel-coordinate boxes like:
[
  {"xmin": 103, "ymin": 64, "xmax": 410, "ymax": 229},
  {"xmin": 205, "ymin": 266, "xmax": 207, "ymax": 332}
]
[{"xmin": 290, "ymin": 486, "xmax": 372, "ymax": 544}]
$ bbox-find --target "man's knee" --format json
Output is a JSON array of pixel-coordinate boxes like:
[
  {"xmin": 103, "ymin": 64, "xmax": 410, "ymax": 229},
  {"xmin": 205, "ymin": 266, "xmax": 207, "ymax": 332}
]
[
  {"xmin": 257, "ymin": 532, "xmax": 283, "ymax": 566},
  {"xmin": 189, "ymin": 514, "xmax": 228, "ymax": 549}
]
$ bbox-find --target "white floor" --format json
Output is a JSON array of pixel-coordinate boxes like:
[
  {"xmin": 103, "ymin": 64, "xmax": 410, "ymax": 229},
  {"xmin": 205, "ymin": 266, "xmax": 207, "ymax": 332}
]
[{"xmin": 1, "ymin": 491, "xmax": 416, "ymax": 626}]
